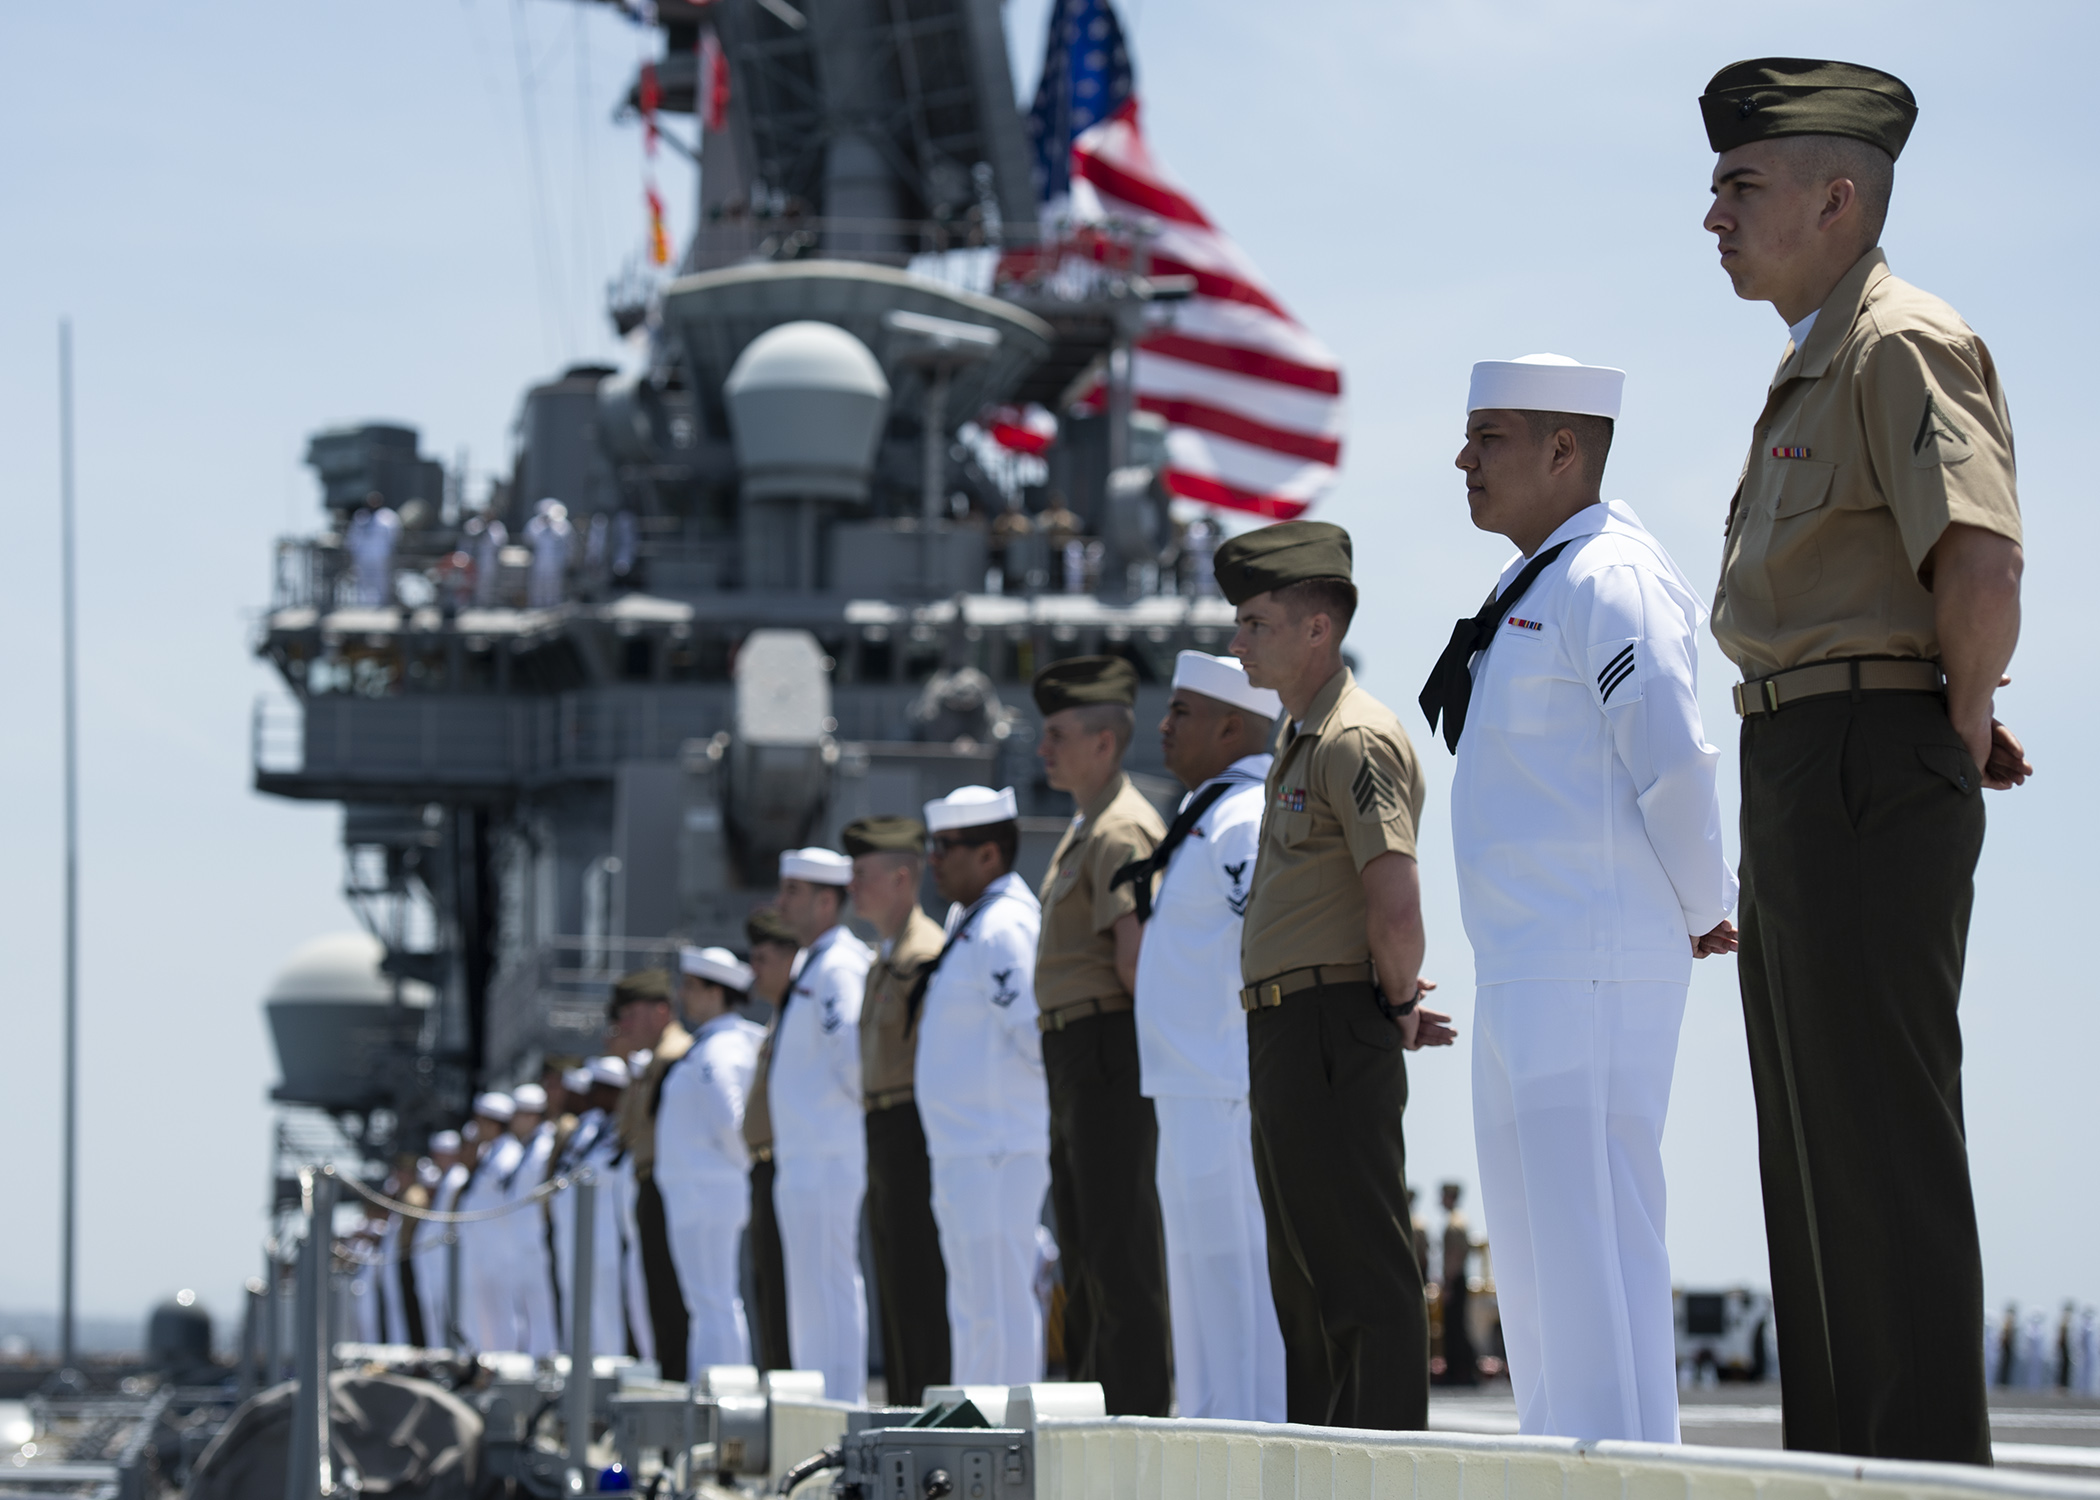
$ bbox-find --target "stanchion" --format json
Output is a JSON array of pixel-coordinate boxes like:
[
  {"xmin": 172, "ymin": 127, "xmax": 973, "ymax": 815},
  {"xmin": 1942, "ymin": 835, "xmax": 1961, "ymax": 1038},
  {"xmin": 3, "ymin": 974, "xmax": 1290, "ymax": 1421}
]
[
  {"xmin": 566, "ymin": 1173, "xmax": 597, "ymax": 1493},
  {"xmin": 286, "ymin": 1169, "xmax": 338, "ymax": 1500},
  {"xmin": 447, "ymin": 1226, "xmax": 463, "ymax": 1350},
  {"xmin": 258, "ymin": 1248, "xmax": 280, "ymax": 1389}
]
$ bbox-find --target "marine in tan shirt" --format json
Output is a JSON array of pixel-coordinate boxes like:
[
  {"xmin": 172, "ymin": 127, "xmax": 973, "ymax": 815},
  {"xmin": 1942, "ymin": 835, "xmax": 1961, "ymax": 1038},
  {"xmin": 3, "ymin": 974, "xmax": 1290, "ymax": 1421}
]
[
  {"xmin": 740, "ymin": 907, "xmax": 800, "ymax": 1372},
  {"xmin": 1215, "ymin": 519, "xmax": 1453, "ymax": 1433},
  {"xmin": 604, "ymin": 968, "xmax": 691, "ymax": 1379},
  {"xmin": 1240, "ymin": 664, "xmax": 1425, "ymax": 984},
  {"xmin": 1714, "ymin": 247, "xmax": 2022, "ymax": 678},
  {"xmin": 1696, "ymin": 57, "xmax": 2029, "ymax": 1465},
  {"xmin": 1037, "ymin": 773, "xmax": 1165, "ymax": 1018},
  {"xmin": 844, "ymin": 815, "xmax": 950, "ymax": 1403},
  {"xmin": 1031, "ymin": 655, "xmax": 1171, "ymax": 1416}
]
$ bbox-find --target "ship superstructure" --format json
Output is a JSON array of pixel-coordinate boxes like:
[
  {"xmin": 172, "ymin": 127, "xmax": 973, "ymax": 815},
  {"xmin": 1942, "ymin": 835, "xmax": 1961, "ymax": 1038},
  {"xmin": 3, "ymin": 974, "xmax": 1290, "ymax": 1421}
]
[{"xmin": 252, "ymin": 0, "xmax": 1239, "ymax": 1153}]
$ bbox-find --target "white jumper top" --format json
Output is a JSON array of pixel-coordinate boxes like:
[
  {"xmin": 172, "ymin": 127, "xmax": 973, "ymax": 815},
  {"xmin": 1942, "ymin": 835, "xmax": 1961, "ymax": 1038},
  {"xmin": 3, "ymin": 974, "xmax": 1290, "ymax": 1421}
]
[
  {"xmin": 767, "ymin": 925, "xmax": 872, "ymax": 1160},
  {"xmin": 1133, "ymin": 754, "xmax": 1271, "ymax": 1100},
  {"xmin": 655, "ymin": 1011, "xmax": 768, "ymax": 1186},
  {"xmin": 1452, "ymin": 500, "xmax": 1737, "ymax": 986},
  {"xmin": 914, "ymin": 872, "xmax": 1049, "ymax": 1159}
]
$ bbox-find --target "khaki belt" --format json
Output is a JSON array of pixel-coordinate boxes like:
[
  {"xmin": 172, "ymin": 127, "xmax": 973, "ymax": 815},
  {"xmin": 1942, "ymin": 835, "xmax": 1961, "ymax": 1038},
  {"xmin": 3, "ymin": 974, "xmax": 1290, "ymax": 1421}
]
[
  {"xmin": 747, "ymin": 1145, "xmax": 773, "ymax": 1164},
  {"xmin": 865, "ymin": 1086, "xmax": 915, "ymax": 1113},
  {"xmin": 1037, "ymin": 995, "xmax": 1135, "ymax": 1033},
  {"xmin": 1733, "ymin": 657, "xmax": 1943, "ymax": 718},
  {"xmin": 1240, "ymin": 962, "xmax": 1377, "ymax": 1012}
]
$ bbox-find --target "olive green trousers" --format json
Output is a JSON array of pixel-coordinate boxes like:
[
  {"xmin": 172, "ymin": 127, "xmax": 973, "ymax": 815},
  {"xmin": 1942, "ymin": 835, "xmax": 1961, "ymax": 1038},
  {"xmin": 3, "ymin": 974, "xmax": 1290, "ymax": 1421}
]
[
  {"xmin": 1738, "ymin": 690, "xmax": 1990, "ymax": 1464},
  {"xmin": 865, "ymin": 1101, "xmax": 951, "ymax": 1405},
  {"xmin": 1248, "ymin": 980, "xmax": 1428, "ymax": 1430}
]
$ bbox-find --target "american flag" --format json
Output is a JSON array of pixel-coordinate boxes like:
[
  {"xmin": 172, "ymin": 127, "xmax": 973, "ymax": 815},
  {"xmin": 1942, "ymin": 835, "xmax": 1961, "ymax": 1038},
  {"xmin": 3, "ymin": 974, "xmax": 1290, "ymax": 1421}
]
[{"xmin": 1024, "ymin": 0, "xmax": 1344, "ymax": 521}]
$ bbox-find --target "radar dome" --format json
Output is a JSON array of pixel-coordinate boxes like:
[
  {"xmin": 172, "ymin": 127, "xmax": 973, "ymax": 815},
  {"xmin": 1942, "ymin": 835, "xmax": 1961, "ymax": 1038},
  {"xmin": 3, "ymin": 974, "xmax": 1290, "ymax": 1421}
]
[
  {"xmin": 267, "ymin": 931, "xmax": 432, "ymax": 1008},
  {"xmin": 724, "ymin": 320, "xmax": 890, "ymax": 503}
]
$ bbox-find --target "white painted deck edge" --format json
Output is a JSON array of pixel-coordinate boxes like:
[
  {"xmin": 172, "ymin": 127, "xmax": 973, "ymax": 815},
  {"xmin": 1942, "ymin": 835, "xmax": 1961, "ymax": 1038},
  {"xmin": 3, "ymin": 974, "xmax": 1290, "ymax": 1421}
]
[{"xmin": 1032, "ymin": 1417, "xmax": 2100, "ymax": 1500}]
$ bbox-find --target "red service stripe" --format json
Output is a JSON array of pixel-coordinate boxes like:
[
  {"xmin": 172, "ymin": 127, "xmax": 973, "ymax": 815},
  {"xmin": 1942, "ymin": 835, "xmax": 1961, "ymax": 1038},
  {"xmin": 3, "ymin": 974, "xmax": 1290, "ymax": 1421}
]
[
  {"xmin": 1163, "ymin": 468, "xmax": 1312, "ymax": 520},
  {"xmin": 1136, "ymin": 395, "xmax": 1342, "ymax": 466},
  {"xmin": 1142, "ymin": 251, "xmax": 1293, "ymax": 322},
  {"xmin": 1140, "ymin": 331, "xmax": 1342, "ymax": 396},
  {"xmin": 1072, "ymin": 151, "xmax": 1213, "ymax": 231}
]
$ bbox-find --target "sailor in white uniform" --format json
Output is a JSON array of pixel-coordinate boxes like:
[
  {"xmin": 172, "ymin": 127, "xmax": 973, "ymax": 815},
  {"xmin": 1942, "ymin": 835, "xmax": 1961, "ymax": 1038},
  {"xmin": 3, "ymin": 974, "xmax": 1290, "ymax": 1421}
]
[
  {"xmin": 525, "ymin": 498, "xmax": 573, "ymax": 608},
  {"xmin": 549, "ymin": 1057, "xmax": 637, "ymax": 1356},
  {"xmin": 914, "ymin": 785, "xmax": 1051, "ymax": 1385},
  {"xmin": 657, "ymin": 946, "xmax": 768, "ymax": 1372},
  {"xmin": 1122, "ymin": 653, "xmax": 1287, "ymax": 1421},
  {"xmin": 771, "ymin": 847, "xmax": 874, "ymax": 1401},
  {"xmin": 345, "ymin": 497, "xmax": 401, "ymax": 608},
  {"xmin": 499, "ymin": 1083, "xmax": 560, "ymax": 1356},
  {"xmin": 1425, "ymin": 353, "xmax": 1739, "ymax": 1443},
  {"xmin": 417, "ymin": 1130, "xmax": 467, "ymax": 1345},
  {"xmin": 454, "ymin": 1092, "xmax": 522, "ymax": 1351}
]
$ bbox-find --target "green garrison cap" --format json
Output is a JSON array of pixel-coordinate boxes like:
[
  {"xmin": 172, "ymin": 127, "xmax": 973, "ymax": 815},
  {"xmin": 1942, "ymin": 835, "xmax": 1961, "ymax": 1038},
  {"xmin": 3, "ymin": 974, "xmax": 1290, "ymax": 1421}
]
[
  {"xmin": 1211, "ymin": 520, "xmax": 1354, "ymax": 606},
  {"xmin": 1700, "ymin": 58, "xmax": 1917, "ymax": 160},
  {"xmin": 842, "ymin": 816, "xmax": 926, "ymax": 857},
  {"xmin": 1033, "ymin": 655, "xmax": 1138, "ymax": 714},
  {"xmin": 608, "ymin": 967, "xmax": 672, "ymax": 1016},
  {"xmin": 745, "ymin": 906, "xmax": 798, "ymax": 949}
]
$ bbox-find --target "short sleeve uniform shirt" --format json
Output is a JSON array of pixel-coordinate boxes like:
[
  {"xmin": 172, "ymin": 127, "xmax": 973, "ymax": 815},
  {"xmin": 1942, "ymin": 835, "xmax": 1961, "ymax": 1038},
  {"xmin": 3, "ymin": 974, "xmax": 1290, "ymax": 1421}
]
[
  {"xmin": 1714, "ymin": 249, "xmax": 2022, "ymax": 677},
  {"xmin": 1036, "ymin": 773, "xmax": 1166, "ymax": 1015},
  {"xmin": 1241, "ymin": 668, "xmax": 1425, "ymax": 983},
  {"xmin": 861, "ymin": 907, "xmax": 946, "ymax": 1106}
]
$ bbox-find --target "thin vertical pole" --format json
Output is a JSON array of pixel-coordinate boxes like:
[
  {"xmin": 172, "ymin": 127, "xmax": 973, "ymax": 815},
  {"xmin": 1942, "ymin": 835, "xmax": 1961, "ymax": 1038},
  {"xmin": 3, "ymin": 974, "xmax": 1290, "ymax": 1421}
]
[
  {"xmin": 566, "ymin": 1175, "xmax": 597, "ymax": 1486},
  {"xmin": 58, "ymin": 318, "xmax": 80, "ymax": 1374}
]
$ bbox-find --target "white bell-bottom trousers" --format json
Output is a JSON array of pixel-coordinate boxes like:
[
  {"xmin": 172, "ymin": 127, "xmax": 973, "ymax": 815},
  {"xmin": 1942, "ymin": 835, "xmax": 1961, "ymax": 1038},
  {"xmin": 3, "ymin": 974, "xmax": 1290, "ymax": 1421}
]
[
  {"xmin": 1472, "ymin": 979, "xmax": 1687, "ymax": 1443},
  {"xmin": 774, "ymin": 1150, "xmax": 869, "ymax": 1402},
  {"xmin": 1153, "ymin": 1095, "xmax": 1287, "ymax": 1420},
  {"xmin": 929, "ymin": 1151, "xmax": 1051, "ymax": 1385},
  {"xmin": 659, "ymin": 1172, "xmax": 754, "ymax": 1372}
]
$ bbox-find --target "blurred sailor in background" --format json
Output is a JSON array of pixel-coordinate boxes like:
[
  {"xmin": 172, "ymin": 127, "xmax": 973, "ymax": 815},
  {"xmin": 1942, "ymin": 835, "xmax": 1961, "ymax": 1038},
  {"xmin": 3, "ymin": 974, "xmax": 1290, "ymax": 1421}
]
[
  {"xmin": 914, "ymin": 786, "xmax": 1049, "ymax": 1386},
  {"xmin": 550, "ymin": 1056, "xmax": 637, "ymax": 1356},
  {"xmin": 1120, "ymin": 651, "xmax": 1286, "ymax": 1421},
  {"xmin": 844, "ymin": 816, "xmax": 951, "ymax": 1405},
  {"xmin": 1430, "ymin": 353, "xmax": 1736, "ymax": 1441},
  {"xmin": 525, "ymin": 498, "xmax": 572, "ymax": 608},
  {"xmin": 611, "ymin": 968, "xmax": 691, "ymax": 1377},
  {"xmin": 499, "ymin": 1083, "xmax": 559, "ymax": 1356},
  {"xmin": 345, "ymin": 491, "xmax": 400, "ymax": 608},
  {"xmin": 454, "ymin": 1092, "xmax": 519, "ymax": 1351},
  {"xmin": 771, "ymin": 847, "xmax": 873, "ymax": 1401},
  {"xmin": 741, "ymin": 908, "xmax": 802, "ymax": 1373},
  {"xmin": 464, "ymin": 507, "xmax": 507, "ymax": 607},
  {"xmin": 416, "ymin": 1129, "xmax": 466, "ymax": 1345},
  {"xmin": 657, "ymin": 946, "xmax": 767, "ymax": 1371},
  {"xmin": 380, "ymin": 1156, "xmax": 432, "ymax": 1347}
]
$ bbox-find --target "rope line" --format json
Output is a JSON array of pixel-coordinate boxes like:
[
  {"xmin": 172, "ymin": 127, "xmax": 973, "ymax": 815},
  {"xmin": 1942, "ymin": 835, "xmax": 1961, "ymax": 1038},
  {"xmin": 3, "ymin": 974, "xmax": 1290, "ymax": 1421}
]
[{"xmin": 327, "ymin": 1166, "xmax": 592, "ymax": 1224}]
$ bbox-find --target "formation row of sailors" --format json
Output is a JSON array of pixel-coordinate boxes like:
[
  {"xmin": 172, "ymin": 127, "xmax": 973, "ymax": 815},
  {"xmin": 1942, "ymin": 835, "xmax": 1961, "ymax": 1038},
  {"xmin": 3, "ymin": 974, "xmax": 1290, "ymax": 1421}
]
[{"xmin": 358, "ymin": 54, "xmax": 2027, "ymax": 1464}]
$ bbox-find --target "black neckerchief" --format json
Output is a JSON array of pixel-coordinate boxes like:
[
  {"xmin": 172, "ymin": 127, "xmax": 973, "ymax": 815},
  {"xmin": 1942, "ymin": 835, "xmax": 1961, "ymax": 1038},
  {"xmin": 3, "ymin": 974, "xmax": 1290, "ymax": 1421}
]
[
  {"xmin": 904, "ymin": 884, "xmax": 1006, "ymax": 1030},
  {"xmin": 1109, "ymin": 768, "xmax": 1254, "ymax": 921},
  {"xmin": 1419, "ymin": 539, "xmax": 1573, "ymax": 752}
]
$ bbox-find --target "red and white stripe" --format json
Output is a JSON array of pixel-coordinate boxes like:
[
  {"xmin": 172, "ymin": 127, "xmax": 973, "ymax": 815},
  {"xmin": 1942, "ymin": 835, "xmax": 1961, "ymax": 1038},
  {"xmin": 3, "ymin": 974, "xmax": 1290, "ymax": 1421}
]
[{"xmin": 1069, "ymin": 100, "xmax": 1342, "ymax": 520}]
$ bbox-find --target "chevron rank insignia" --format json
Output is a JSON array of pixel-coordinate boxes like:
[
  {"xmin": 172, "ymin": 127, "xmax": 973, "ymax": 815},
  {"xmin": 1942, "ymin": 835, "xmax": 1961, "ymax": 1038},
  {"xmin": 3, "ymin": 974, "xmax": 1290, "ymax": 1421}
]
[{"xmin": 1351, "ymin": 758, "xmax": 1394, "ymax": 818}]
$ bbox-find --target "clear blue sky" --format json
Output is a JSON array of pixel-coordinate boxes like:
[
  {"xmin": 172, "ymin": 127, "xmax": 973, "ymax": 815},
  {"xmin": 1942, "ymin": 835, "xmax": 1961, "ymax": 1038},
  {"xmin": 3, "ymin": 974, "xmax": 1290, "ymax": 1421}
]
[{"xmin": 0, "ymin": 0, "xmax": 2091, "ymax": 1341}]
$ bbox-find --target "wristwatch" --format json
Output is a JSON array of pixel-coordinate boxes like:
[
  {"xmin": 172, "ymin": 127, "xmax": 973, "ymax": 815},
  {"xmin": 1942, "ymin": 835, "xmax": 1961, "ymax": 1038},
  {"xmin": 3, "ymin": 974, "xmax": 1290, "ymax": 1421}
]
[{"xmin": 1378, "ymin": 981, "xmax": 1423, "ymax": 1020}]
